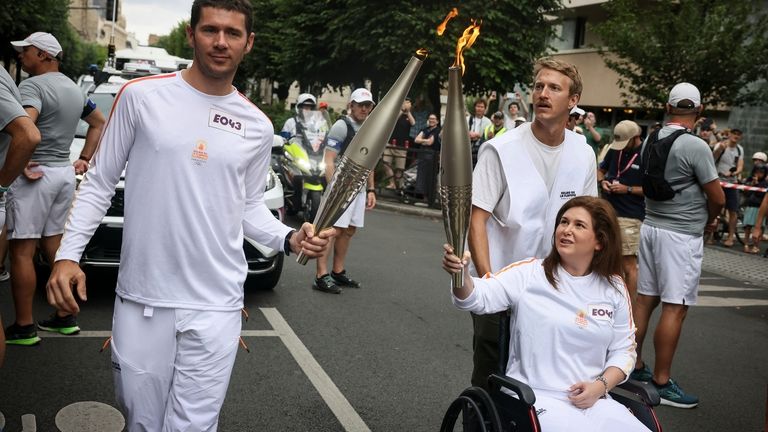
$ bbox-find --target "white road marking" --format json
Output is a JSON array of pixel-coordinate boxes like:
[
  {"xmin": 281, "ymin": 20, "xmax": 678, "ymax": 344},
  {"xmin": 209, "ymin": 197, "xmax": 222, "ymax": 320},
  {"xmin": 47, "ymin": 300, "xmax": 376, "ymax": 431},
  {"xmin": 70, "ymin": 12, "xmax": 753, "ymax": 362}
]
[
  {"xmin": 40, "ymin": 330, "xmax": 279, "ymax": 338},
  {"xmin": 698, "ymin": 285, "xmax": 763, "ymax": 292},
  {"xmin": 21, "ymin": 414, "xmax": 36, "ymax": 432},
  {"xmin": 38, "ymin": 310, "xmax": 368, "ymax": 431},
  {"xmin": 695, "ymin": 284, "xmax": 768, "ymax": 307},
  {"xmin": 261, "ymin": 307, "xmax": 371, "ymax": 432},
  {"xmin": 697, "ymin": 297, "xmax": 768, "ymax": 307}
]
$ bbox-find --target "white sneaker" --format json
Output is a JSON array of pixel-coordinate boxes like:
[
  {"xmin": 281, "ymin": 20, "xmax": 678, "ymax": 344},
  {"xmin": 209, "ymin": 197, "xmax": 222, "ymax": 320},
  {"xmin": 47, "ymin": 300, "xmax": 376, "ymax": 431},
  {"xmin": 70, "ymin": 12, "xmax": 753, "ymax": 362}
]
[{"xmin": 0, "ymin": 270, "xmax": 9, "ymax": 282}]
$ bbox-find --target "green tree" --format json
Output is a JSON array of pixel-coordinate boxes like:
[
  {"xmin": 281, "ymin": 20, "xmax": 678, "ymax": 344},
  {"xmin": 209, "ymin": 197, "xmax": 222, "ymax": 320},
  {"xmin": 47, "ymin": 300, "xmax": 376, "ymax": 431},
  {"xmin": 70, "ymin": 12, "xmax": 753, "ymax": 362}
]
[
  {"xmin": 592, "ymin": 0, "xmax": 768, "ymax": 108},
  {"xmin": 0, "ymin": 0, "xmax": 108, "ymax": 80},
  {"xmin": 154, "ymin": 20, "xmax": 194, "ymax": 60},
  {"xmin": 245, "ymin": 0, "xmax": 562, "ymax": 109}
]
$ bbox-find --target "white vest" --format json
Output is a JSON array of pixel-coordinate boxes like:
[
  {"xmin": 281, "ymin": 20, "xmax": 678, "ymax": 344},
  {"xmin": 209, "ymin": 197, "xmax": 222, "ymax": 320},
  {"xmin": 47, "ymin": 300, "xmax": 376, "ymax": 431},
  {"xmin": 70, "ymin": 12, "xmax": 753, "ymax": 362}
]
[{"xmin": 478, "ymin": 127, "xmax": 596, "ymax": 274}]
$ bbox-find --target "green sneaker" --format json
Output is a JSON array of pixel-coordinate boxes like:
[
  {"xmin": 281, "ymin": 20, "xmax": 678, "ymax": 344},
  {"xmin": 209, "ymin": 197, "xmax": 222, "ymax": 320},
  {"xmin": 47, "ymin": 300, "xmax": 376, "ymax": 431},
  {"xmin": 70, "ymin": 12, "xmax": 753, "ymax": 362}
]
[
  {"xmin": 37, "ymin": 313, "xmax": 80, "ymax": 335},
  {"xmin": 630, "ymin": 363, "xmax": 653, "ymax": 382},
  {"xmin": 654, "ymin": 378, "xmax": 699, "ymax": 409},
  {"xmin": 5, "ymin": 323, "xmax": 41, "ymax": 346}
]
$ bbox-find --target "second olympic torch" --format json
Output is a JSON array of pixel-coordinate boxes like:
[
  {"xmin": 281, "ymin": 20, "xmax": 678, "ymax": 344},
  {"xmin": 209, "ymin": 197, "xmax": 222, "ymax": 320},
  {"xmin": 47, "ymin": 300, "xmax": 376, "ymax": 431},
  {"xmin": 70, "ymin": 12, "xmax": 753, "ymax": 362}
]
[
  {"xmin": 297, "ymin": 53, "xmax": 426, "ymax": 264},
  {"xmin": 440, "ymin": 67, "xmax": 473, "ymax": 289}
]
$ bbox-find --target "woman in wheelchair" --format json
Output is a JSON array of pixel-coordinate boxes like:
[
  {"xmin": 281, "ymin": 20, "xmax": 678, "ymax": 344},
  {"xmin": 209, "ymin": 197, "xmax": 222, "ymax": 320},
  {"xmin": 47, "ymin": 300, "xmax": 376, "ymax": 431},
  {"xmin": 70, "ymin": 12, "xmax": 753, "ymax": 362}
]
[{"xmin": 442, "ymin": 196, "xmax": 650, "ymax": 432}]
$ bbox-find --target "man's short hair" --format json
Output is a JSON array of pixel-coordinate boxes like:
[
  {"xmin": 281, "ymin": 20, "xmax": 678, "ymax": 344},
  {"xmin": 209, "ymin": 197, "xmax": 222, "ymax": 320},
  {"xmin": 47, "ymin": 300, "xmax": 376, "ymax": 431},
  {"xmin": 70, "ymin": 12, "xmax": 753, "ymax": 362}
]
[
  {"xmin": 533, "ymin": 57, "xmax": 583, "ymax": 97},
  {"xmin": 492, "ymin": 111, "xmax": 504, "ymax": 120},
  {"xmin": 731, "ymin": 128, "xmax": 743, "ymax": 135},
  {"xmin": 474, "ymin": 98, "xmax": 487, "ymax": 108},
  {"xmin": 508, "ymin": 101, "xmax": 520, "ymax": 110},
  {"xmin": 191, "ymin": 0, "xmax": 253, "ymax": 34}
]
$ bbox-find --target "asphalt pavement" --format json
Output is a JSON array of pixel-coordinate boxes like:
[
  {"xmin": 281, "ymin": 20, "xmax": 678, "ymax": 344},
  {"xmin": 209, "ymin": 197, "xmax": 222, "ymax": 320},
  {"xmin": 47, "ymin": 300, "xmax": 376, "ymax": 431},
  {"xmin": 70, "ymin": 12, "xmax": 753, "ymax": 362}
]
[{"xmin": 0, "ymin": 199, "xmax": 766, "ymax": 431}]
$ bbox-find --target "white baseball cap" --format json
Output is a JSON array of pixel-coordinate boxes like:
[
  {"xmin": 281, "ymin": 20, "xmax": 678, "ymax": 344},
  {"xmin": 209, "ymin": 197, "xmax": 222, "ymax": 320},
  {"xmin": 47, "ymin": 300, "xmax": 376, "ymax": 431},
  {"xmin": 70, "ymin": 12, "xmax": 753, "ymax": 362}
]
[
  {"xmin": 752, "ymin": 152, "xmax": 767, "ymax": 163},
  {"xmin": 349, "ymin": 88, "xmax": 374, "ymax": 105},
  {"xmin": 570, "ymin": 106, "xmax": 585, "ymax": 116},
  {"xmin": 11, "ymin": 32, "xmax": 63, "ymax": 59},
  {"xmin": 609, "ymin": 120, "xmax": 642, "ymax": 150},
  {"xmin": 668, "ymin": 82, "xmax": 701, "ymax": 109}
]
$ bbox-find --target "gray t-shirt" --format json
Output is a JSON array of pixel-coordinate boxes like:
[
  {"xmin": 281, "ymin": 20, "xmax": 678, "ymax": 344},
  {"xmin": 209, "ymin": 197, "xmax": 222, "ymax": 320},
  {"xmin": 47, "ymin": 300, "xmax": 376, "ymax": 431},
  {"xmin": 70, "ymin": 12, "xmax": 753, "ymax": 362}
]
[
  {"xmin": 0, "ymin": 67, "xmax": 27, "ymax": 164},
  {"xmin": 713, "ymin": 142, "xmax": 743, "ymax": 179},
  {"xmin": 325, "ymin": 116, "xmax": 362, "ymax": 154},
  {"xmin": 643, "ymin": 126, "xmax": 718, "ymax": 236},
  {"xmin": 20, "ymin": 72, "xmax": 84, "ymax": 166}
]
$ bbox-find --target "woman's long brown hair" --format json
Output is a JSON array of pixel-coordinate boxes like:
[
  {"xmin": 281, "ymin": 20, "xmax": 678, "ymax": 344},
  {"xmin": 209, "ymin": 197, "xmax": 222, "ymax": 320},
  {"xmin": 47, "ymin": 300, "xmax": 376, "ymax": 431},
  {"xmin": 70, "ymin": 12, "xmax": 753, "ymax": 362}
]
[{"xmin": 542, "ymin": 196, "xmax": 624, "ymax": 290}]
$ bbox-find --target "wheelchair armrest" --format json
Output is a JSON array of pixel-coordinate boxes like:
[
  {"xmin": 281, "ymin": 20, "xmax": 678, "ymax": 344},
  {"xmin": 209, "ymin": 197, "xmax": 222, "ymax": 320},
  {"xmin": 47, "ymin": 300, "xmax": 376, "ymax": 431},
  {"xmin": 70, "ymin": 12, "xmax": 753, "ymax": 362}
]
[
  {"xmin": 612, "ymin": 379, "xmax": 661, "ymax": 406},
  {"xmin": 488, "ymin": 374, "xmax": 537, "ymax": 406}
]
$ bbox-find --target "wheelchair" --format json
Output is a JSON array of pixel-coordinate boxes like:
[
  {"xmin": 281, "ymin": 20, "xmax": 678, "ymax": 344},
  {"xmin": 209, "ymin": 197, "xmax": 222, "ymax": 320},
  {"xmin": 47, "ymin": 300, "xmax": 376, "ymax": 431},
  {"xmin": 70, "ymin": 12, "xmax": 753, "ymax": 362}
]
[{"xmin": 440, "ymin": 311, "xmax": 663, "ymax": 432}]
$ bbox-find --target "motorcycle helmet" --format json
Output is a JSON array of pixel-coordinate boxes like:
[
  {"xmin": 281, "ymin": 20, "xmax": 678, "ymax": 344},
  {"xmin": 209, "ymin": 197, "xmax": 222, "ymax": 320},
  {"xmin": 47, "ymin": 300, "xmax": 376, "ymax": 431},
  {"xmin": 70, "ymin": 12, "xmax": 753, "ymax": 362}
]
[
  {"xmin": 296, "ymin": 93, "xmax": 317, "ymax": 112},
  {"xmin": 752, "ymin": 152, "xmax": 767, "ymax": 163}
]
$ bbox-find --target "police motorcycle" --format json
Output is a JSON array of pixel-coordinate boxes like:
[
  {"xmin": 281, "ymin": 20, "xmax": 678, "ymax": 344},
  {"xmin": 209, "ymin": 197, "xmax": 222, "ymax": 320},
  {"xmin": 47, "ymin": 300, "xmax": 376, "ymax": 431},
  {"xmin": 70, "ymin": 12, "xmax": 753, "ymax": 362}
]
[{"xmin": 279, "ymin": 95, "xmax": 329, "ymax": 222}]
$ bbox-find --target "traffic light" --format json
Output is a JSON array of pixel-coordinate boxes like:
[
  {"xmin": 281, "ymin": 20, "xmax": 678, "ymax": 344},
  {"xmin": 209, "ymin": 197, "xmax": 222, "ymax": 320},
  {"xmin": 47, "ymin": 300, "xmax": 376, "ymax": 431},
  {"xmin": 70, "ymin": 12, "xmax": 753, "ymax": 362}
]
[{"xmin": 105, "ymin": 0, "xmax": 118, "ymax": 22}]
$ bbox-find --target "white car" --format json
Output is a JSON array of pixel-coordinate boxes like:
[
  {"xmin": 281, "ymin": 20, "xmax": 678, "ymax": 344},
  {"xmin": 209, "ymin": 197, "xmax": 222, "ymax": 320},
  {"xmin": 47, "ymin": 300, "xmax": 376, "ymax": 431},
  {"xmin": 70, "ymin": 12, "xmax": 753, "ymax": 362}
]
[{"xmin": 70, "ymin": 80, "xmax": 287, "ymax": 289}]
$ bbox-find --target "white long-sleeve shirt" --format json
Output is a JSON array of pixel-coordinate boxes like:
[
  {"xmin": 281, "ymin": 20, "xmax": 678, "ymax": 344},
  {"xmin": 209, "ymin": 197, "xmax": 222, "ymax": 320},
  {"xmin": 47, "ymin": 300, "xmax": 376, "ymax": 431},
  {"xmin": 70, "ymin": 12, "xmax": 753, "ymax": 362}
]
[
  {"xmin": 57, "ymin": 72, "xmax": 291, "ymax": 311},
  {"xmin": 454, "ymin": 259, "xmax": 637, "ymax": 399}
]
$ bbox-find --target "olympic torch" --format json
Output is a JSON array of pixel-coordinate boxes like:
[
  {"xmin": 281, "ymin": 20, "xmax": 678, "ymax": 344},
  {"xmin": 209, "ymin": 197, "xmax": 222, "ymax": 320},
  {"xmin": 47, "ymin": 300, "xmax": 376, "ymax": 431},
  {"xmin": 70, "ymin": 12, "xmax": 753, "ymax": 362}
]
[
  {"xmin": 297, "ymin": 52, "xmax": 427, "ymax": 264},
  {"xmin": 440, "ymin": 67, "xmax": 473, "ymax": 289},
  {"xmin": 440, "ymin": 19, "xmax": 481, "ymax": 288}
]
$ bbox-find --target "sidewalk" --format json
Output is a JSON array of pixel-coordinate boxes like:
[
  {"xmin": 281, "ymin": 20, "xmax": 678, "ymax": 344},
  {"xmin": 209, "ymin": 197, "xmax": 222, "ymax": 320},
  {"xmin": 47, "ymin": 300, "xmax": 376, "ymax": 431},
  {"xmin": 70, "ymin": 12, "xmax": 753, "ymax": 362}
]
[{"xmin": 375, "ymin": 196, "xmax": 768, "ymax": 288}]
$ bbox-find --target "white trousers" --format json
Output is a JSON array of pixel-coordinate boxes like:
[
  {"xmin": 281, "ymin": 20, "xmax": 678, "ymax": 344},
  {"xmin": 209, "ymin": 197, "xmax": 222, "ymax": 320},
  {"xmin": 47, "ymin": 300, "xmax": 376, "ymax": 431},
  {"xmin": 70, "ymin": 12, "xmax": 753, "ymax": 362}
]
[
  {"xmin": 111, "ymin": 297, "xmax": 241, "ymax": 432},
  {"xmin": 535, "ymin": 391, "xmax": 651, "ymax": 432}
]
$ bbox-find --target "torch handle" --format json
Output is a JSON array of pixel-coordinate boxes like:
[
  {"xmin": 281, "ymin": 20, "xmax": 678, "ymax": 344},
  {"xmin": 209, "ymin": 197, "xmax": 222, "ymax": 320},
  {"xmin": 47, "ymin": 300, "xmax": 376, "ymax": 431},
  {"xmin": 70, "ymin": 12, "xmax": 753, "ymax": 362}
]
[
  {"xmin": 451, "ymin": 271, "xmax": 464, "ymax": 290},
  {"xmin": 297, "ymin": 251, "xmax": 310, "ymax": 265}
]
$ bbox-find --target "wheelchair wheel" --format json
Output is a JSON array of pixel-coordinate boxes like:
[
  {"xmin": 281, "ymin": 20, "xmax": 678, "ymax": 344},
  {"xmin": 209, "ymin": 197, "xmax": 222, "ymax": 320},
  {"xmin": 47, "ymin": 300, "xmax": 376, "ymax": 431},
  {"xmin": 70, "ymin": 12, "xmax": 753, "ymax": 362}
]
[{"xmin": 440, "ymin": 387, "xmax": 502, "ymax": 432}]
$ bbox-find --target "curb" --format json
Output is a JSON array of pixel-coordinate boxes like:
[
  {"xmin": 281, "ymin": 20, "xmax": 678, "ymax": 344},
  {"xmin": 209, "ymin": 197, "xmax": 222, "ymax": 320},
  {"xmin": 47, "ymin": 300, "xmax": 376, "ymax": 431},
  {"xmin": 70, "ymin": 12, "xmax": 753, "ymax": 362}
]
[{"xmin": 375, "ymin": 199, "xmax": 442, "ymax": 219}]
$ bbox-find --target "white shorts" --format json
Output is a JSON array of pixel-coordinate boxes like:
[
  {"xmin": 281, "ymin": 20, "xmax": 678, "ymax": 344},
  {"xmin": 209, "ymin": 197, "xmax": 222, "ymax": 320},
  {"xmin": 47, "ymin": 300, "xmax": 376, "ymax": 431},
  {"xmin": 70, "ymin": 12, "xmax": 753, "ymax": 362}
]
[
  {"xmin": 334, "ymin": 189, "xmax": 365, "ymax": 228},
  {"xmin": 6, "ymin": 164, "xmax": 75, "ymax": 239},
  {"xmin": 637, "ymin": 224, "xmax": 703, "ymax": 305},
  {"xmin": 0, "ymin": 194, "xmax": 6, "ymax": 228},
  {"xmin": 535, "ymin": 391, "xmax": 651, "ymax": 432},
  {"xmin": 111, "ymin": 297, "xmax": 241, "ymax": 431}
]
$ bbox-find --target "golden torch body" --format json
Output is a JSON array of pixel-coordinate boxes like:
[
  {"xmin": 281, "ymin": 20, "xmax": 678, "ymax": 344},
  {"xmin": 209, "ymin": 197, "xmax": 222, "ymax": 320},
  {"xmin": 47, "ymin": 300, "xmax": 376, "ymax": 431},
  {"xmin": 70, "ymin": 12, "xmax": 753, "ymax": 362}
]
[
  {"xmin": 440, "ymin": 67, "xmax": 473, "ymax": 288},
  {"xmin": 297, "ymin": 55, "xmax": 425, "ymax": 264}
]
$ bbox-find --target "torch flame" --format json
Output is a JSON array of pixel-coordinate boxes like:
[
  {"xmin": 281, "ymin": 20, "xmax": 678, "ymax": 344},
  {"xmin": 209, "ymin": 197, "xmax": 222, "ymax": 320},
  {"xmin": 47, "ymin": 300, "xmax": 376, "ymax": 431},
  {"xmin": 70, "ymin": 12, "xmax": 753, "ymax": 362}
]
[
  {"xmin": 416, "ymin": 48, "xmax": 429, "ymax": 59},
  {"xmin": 437, "ymin": 8, "xmax": 459, "ymax": 36},
  {"xmin": 453, "ymin": 19, "xmax": 481, "ymax": 75}
]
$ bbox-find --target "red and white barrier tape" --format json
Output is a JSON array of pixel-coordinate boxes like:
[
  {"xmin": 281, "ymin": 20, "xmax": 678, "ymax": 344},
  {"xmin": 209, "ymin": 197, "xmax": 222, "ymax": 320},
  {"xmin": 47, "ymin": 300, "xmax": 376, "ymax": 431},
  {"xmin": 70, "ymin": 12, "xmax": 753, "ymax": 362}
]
[{"xmin": 719, "ymin": 181, "xmax": 768, "ymax": 192}]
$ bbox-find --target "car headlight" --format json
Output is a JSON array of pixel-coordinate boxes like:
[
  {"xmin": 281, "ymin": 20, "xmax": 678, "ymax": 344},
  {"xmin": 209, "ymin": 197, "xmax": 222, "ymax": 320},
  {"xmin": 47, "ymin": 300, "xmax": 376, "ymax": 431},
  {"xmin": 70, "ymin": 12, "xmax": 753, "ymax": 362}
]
[{"xmin": 266, "ymin": 170, "xmax": 277, "ymax": 191}]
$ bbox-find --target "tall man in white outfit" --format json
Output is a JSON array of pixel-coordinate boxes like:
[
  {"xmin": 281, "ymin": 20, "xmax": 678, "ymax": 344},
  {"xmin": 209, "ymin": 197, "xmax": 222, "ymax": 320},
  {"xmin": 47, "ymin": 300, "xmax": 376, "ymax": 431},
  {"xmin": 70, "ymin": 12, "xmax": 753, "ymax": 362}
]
[
  {"xmin": 467, "ymin": 58, "xmax": 597, "ymax": 390},
  {"xmin": 313, "ymin": 88, "xmax": 377, "ymax": 294},
  {"xmin": 46, "ymin": 1, "xmax": 334, "ymax": 429}
]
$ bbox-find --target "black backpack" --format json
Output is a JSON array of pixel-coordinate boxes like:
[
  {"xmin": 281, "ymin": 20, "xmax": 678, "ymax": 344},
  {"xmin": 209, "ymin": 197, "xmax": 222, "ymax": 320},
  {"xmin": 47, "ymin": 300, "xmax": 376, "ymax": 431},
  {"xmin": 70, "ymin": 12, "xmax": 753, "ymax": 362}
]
[
  {"xmin": 339, "ymin": 117, "xmax": 357, "ymax": 156},
  {"xmin": 640, "ymin": 129, "xmax": 697, "ymax": 201}
]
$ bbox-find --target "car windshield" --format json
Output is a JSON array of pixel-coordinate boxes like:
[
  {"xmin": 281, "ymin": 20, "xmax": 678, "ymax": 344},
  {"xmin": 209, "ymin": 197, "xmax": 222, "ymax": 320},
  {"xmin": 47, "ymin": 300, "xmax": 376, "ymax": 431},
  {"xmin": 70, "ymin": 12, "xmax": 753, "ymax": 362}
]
[{"xmin": 74, "ymin": 91, "xmax": 117, "ymax": 138}]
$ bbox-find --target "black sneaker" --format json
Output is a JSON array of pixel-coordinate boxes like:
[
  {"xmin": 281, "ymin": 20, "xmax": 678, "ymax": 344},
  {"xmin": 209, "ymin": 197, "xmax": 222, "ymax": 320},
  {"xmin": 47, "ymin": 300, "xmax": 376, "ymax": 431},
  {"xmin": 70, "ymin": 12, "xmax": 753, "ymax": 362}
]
[
  {"xmin": 313, "ymin": 274, "xmax": 342, "ymax": 294},
  {"xmin": 331, "ymin": 270, "xmax": 361, "ymax": 288},
  {"xmin": 37, "ymin": 313, "xmax": 81, "ymax": 335},
  {"xmin": 5, "ymin": 323, "xmax": 41, "ymax": 346}
]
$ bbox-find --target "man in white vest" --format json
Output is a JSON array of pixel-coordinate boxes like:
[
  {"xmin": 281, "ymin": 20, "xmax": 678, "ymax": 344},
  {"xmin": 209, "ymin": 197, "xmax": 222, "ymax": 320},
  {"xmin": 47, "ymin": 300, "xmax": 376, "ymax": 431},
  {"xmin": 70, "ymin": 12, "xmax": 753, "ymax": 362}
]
[{"xmin": 467, "ymin": 57, "xmax": 597, "ymax": 390}]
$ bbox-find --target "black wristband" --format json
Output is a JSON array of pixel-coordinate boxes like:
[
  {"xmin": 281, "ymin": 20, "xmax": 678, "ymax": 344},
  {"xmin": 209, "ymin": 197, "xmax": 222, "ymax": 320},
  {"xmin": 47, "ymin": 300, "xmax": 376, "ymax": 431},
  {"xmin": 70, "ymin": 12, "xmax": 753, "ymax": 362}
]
[
  {"xmin": 283, "ymin": 230, "xmax": 294, "ymax": 256},
  {"xmin": 366, "ymin": 189, "xmax": 375, "ymax": 194},
  {"xmin": 78, "ymin": 154, "xmax": 90, "ymax": 162}
]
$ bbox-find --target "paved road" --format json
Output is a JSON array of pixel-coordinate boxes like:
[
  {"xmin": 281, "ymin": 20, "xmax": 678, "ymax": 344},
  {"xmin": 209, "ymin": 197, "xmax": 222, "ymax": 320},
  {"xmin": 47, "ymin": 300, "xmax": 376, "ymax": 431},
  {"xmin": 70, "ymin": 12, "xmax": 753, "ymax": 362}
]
[{"xmin": 1, "ymin": 207, "xmax": 766, "ymax": 431}]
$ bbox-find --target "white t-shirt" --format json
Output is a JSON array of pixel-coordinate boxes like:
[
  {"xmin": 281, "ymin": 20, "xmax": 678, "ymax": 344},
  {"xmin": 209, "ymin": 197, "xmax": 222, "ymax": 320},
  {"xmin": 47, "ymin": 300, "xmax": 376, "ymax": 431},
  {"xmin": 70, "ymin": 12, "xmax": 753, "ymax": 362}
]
[
  {"xmin": 454, "ymin": 259, "xmax": 636, "ymax": 399},
  {"xmin": 57, "ymin": 72, "xmax": 291, "ymax": 311},
  {"xmin": 713, "ymin": 141, "xmax": 743, "ymax": 178}
]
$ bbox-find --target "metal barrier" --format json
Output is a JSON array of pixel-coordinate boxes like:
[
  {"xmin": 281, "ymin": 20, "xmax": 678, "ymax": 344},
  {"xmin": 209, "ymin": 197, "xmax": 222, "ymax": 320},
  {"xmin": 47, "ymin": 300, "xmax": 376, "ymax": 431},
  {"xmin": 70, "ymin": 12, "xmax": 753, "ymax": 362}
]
[{"xmin": 376, "ymin": 144, "xmax": 440, "ymax": 208}]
